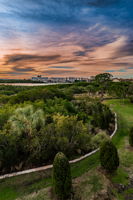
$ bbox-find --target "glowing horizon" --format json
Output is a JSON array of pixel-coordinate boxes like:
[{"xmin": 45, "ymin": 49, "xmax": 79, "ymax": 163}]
[{"xmin": 0, "ymin": 0, "xmax": 133, "ymax": 79}]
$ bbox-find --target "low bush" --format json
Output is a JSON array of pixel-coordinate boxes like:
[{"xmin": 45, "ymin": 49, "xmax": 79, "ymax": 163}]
[
  {"xmin": 91, "ymin": 131, "xmax": 109, "ymax": 149},
  {"xmin": 100, "ymin": 140, "xmax": 119, "ymax": 173}
]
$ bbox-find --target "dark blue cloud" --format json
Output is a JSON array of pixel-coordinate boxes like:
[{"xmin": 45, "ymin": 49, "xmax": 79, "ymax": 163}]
[
  {"xmin": 48, "ymin": 66, "xmax": 74, "ymax": 69},
  {"xmin": 12, "ymin": 66, "xmax": 36, "ymax": 72},
  {"xmin": 106, "ymin": 70, "xmax": 116, "ymax": 72},
  {"xmin": 106, "ymin": 68, "xmax": 127, "ymax": 73},
  {"xmin": 1, "ymin": 0, "xmax": 133, "ymax": 36},
  {"xmin": 1, "ymin": 0, "xmax": 133, "ymax": 27},
  {"xmin": 4, "ymin": 54, "xmax": 61, "ymax": 65},
  {"xmin": 43, "ymin": 69, "xmax": 77, "ymax": 75},
  {"xmin": 88, "ymin": 0, "xmax": 120, "ymax": 7},
  {"xmin": 74, "ymin": 51, "xmax": 87, "ymax": 57}
]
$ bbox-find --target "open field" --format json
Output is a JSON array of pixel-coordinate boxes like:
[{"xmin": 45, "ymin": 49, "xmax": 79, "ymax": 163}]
[{"xmin": 0, "ymin": 99, "xmax": 133, "ymax": 199}]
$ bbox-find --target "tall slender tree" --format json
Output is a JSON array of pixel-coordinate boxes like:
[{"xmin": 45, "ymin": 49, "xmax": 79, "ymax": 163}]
[
  {"xmin": 100, "ymin": 140, "xmax": 119, "ymax": 173},
  {"xmin": 53, "ymin": 152, "xmax": 72, "ymax": 200}
]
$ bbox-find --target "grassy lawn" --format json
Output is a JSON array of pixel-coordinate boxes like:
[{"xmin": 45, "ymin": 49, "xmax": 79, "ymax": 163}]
[
  {"xmin": 105, "ymin": 99, "xmax": 133, "ymax": 200},
  {"xmin": 0, "ymin": 150, "xmax": 100, "ymax": 200},
  {"xmin": 1, "ymin": 99, "xmax": 133, "ymax": 200}
]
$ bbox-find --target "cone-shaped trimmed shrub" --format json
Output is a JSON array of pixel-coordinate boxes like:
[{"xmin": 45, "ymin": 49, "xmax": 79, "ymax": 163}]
[
  {"xmin": 129, "ymin": 127, "xmax": 133, "ymax": 147},
  {"xmin": 100, "ymin": 140, "xmax": 119, "ymax": 173},
  {"xmin": 53, "ymin": 152, "xmax": 72, "ymax": 200}
]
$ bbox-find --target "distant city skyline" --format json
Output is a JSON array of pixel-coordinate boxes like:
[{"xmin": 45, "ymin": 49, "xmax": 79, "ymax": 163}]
[{"xmin": 0, "ymin": 0, "xmax": 133, "ymax": 79}]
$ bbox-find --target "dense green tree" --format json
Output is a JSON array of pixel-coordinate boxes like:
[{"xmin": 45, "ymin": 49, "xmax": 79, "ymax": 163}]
[
  {"xmin": 90, "ymin": 102, "xmax": 113, "ymax": 129},
  {"xmin": 87, "ymin": 84, "xmax": 97, "ymax": 96},
  {"xmin": 2, "ymin": 106, "xmax": 45, "ymax": 169},
  {"xmin": 95, "ymin": 73, "xmax": 113, "ymax": 98},
  {"xmin": 9, "ymin": 87, "xmax": 72, "ymax": 104},
  {"xmin": 7, "ymin": 105, "xmax": 45, "ymax": 137},
  {"xmin": 95, "ymin": 73, "xmax": 113, "ymax": 84},
  {"xmin": 0, "ymin": 81, "xmax": 115, "ymax": 173},
  {"xmin": 53, "ymin": 114, "xmax": 91, "ymax": 154},
  {"xmin": 100, "ymin": 140, "xmax": 119, "ymax": 173},
  {"xmin": 53, "ymin": 152, "xmax": 72, "ymax": 200}
]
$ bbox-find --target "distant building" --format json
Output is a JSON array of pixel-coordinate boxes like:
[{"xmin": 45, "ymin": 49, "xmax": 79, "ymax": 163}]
[
  {"xmin": 49, "ymin": 77, "xmax": 67, "ymax": 83},
  {"xmin": 32, "ymin": 75, "xmax": 48, "ymax": 82},
  {"xmin": 66, "ymin": 77, "xmax": 80, "ymax": 82},
  {"xmin": 80, "ymin": 77, "xmax": 89, "ymax": 82},
  {"xmin": 90, "ymin": 76, "xmax": 95, "ymax": 81},
  {"xmin": 31, "ymin": 75, "xmax": 91, "ymax": 83},
  {"xmin": 112, "ymin": 78, "xmax": 120, "ymax": 82}
]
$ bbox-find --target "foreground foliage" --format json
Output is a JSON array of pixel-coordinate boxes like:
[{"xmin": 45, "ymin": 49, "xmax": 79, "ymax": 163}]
[
  {"xmin": 100, "ymin": 140, "xmax": 119, "ymax": 173},
  {"xmin": 0, "ymin": 88, "xmax": 114, "ymax": 173},
  {"xmin": 53, "ymin": 152, "xmax": 72, "ymax": 200}
]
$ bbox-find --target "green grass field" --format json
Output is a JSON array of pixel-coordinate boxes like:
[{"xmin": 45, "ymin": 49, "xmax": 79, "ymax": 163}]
[
  {"xmin": 0, "ymin": 99, "xmax": 133, "ymax": 200},
  {"xmin": 105, "ymin": 99, "xmax": 133, "ymax": 200}
]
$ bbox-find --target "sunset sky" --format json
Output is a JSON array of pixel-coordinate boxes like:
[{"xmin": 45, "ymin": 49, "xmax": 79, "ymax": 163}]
[{"xmin": 0, "ymin": 0, "xmax": 133, "ymax": 78}]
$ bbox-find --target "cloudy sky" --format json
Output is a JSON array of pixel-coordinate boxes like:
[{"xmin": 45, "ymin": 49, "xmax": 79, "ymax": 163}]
[{"xmin": 0, "ymin": 0, "xmax": 133, "ymax": 78}]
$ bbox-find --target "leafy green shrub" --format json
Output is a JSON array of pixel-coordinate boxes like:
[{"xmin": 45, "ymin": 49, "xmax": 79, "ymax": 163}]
[
  {"xmin": 74, "ymin": 100, "xmax": 113, "ymax": 130},
  {"xmin": 0, "ymin": 95, "xmax": 10, "ymax": 104},
  {"xmin": 0, "ymin": 104, "xmax": 15, "ymax": 129},
  {"xmin": 7, "ymin": 105, "xmax": 45, "ymax": 136},
  {"xmin": 100, "ymin": 140, "xmax": 119, "ymax": 173},
  {"xmin": 9, "ymin": 87, "xmax": 72, "ymax": 104},
  {"xmin": 91, "ymin": 131, "xmax": 109, "ymax": 149},
  {"xmin": 0, "ymin": 106, "xmax": 46, "ymax": 171},
  {"xmin": 92, "ymin": 102, "xmax": 114, "ymax": 129},
  {"xmin": 129, "ymin": 127, "xmax": 133, "ymax": 147},
  {"xmin": 53, "ymin": 152, "xmax": 72, "ymax": 200}
]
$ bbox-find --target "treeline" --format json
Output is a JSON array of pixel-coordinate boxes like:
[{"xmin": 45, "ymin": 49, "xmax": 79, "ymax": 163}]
[
  {"xmin": 0, "ymin": 75, "xmax": 133, "ymax": 103},
  {"xmin": 0, "ymin": 79, "xmax": 39, "ymax": 83},
  {"xmin": 0, "ymin": 85, "xmax": 32, "ymax": 96}
]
